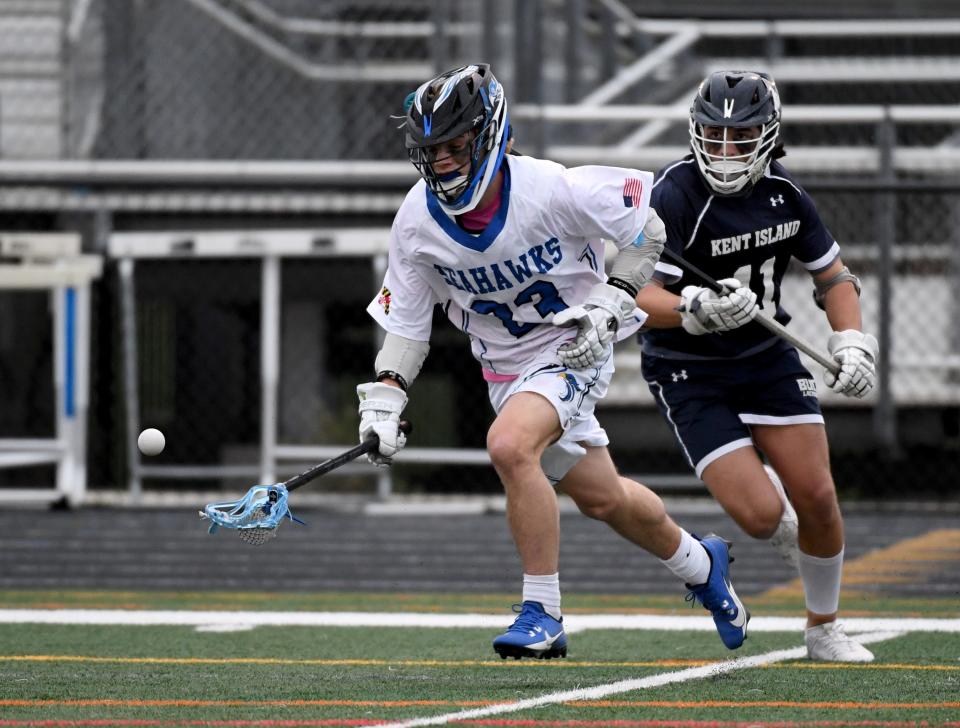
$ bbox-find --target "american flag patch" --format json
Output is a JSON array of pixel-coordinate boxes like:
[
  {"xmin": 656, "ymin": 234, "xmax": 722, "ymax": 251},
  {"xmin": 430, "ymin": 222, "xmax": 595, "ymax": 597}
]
[{"xmin": 622, "ymin": 177, "xmax": 644, "ymax": 208}]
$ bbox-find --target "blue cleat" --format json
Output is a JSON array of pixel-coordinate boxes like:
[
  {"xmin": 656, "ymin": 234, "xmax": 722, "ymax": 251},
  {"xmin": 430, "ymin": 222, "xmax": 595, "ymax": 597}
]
[
  {"xmin": 685, "ymin": 534, "xmax": 750, "ymax": 649},
  {"xmin": 492, "ymin": 601, "xmax": 568, "ymax": 660}
]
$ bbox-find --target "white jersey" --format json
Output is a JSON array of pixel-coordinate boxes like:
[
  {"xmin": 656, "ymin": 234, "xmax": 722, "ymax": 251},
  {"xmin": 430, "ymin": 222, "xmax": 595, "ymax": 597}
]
[{"xmin": 367, "ymin": 155, "xmax": 654, "ymax": 376}]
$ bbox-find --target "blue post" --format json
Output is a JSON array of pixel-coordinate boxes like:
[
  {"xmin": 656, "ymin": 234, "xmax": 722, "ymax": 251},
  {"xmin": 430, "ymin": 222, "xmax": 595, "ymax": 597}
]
[{"xmin": 65, "ymin": 287, "xmax": 76, "ymax": 419}]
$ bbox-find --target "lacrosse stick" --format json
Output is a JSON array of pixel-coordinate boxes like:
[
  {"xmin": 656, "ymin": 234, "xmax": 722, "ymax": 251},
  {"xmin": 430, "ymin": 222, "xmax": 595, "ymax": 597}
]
[
  {"xmin": 660, "ymin": 247, "xmax": 840, "ymax": 376},
  {"xmin": 200, "ymin": 420, "xmax": 412, "ymax": 545}
]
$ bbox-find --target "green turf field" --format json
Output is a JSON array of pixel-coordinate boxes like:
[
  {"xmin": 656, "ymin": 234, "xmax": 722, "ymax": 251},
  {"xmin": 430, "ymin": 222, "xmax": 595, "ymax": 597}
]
[{"xmin": 1, "ymin": 590, "xmax": 958, "ymax": 727}]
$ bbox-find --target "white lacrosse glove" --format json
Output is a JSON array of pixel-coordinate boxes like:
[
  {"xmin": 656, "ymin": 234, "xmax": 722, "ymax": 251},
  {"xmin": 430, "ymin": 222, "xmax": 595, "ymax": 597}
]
[
  {"xmin": 824, "ymin": 329, "xmax": 878, "ymax": 398},
  {"xmin": 677, "ymin": 278, "xmax": 758, "ymax": 335},
  {"xmin": 553, "ymin": 282, "xmax": 636, "ymax": 369},
  {"xmin": 357, "ymin": 381, "xmax": 409, "ymax": 466}
]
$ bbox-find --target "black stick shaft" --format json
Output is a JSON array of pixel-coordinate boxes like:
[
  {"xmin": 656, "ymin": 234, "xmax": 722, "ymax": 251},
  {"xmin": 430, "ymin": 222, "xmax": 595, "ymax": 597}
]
[
  {"xmin": 661, "ymin": 246, "xmax": 726, "ymax": 294},
  {"xmin": 660, "ymin": 248, "xmax": 840, "ymax": 375},
  {"xmin": 283, "ymin": 439, "xmax": 378, "ymax": 492},
  {"xmin": 282, "ymin": 420, "xmax": 412, "ymax": 493}
]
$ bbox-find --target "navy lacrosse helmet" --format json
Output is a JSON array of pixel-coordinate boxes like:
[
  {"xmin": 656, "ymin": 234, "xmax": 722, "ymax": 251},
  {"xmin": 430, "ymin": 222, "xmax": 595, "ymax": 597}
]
[
  {"xmin": 689, "ymin": 70, "xmax": 781, "ymax": 196},
  {"xmin": 404, "ymin": 63, "xmax": 509, "ymax": 215}
]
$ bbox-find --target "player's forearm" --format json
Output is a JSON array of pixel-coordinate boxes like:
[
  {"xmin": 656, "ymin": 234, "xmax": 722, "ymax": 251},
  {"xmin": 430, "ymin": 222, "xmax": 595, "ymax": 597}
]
[
  {"xmin": 635, "ymin": 284, "xmax": 683, "ymax": 329},
  {"xmin": 822, "ymin": 282, "xmax": 863, "ymax": 332}
]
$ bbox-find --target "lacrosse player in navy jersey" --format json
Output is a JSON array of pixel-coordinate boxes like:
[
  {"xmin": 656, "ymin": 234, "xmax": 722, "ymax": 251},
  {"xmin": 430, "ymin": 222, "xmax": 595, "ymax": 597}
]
[
  {"xmin": 356, "ymin": 63, "xmax": 751, "ymax": 660},
  {"xmin": 620, "ymin": 71, "xmax": 875, "ymax": 661}
]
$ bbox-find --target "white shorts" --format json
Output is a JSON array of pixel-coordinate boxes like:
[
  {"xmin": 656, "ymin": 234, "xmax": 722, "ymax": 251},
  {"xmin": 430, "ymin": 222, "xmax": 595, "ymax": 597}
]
[{"xmin": 486, "ymin": 348, "xmax": 614, "ymax": 484}]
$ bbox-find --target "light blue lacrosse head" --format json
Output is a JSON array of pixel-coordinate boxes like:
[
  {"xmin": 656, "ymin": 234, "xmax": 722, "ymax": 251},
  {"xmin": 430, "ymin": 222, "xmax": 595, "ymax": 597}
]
[{"xmin": 201, "ymin": 483, "xmax": 303, "ymax": 537}]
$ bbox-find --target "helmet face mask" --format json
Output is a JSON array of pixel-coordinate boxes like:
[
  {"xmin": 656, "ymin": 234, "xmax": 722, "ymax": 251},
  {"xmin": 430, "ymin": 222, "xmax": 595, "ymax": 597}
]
[
  {"xmin": 404, "ymin": 64, "xmax": 509, "ymax": 215},
  {"xmin": 408, "ymin": 130, "xmax": 476, "ymax": 204},
  {"xmin": 689, "ymin": 71, "xmax": 781, "ymax": 196}
]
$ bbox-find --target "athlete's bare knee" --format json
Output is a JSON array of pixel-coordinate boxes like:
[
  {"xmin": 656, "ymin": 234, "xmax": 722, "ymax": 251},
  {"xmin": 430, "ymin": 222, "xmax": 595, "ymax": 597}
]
[
  {"xmin": 575, "ymin": 493, "xmax": 620, "ymax": 522},
  {"xmin": 486, "ymin": 429, "xmax": 533, "ymax": 476},
  {"xmin": 792, "ymin": 478, "xmax": 840, "ymax": 526},
  {"xmin": 740, "ymin": 511, "xmax": 780, "ymax": 540},
  {"xmin": 714, "ymin": 483, "xmax": 783, "ymax": 539}
]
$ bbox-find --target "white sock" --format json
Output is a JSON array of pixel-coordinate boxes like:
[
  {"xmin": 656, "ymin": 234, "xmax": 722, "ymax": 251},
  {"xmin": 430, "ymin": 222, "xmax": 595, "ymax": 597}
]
[
  {"xmin": 798, "ymin": 548, "xmax": 844, "ymax": 616},
  {"xmin": 523, "ymin": 573, "xmax": 561, "ymax": 619},
  {"xmin": 660, "ymin": 529, "xmax": 711, "ymax": 586}
]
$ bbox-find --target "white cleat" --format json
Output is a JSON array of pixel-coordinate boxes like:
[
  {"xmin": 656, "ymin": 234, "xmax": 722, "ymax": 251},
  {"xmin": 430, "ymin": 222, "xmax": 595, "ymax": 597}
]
[
  {"xmin": 805, "ymin": 622, "xmax": 875, "ymax": 663},
  {"xmin": 765, "ymin": 464, "xmax": 799, "ymax": 569}
]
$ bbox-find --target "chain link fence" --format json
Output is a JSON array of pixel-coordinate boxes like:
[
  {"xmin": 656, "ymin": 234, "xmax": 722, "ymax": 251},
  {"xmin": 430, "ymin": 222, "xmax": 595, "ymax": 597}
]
[
  {"xmin": 1, "ymin": 0, "xmax": 958, "ymax": 498},
  {"xmin": 10, "ymin": 0, "xmax": 955, "ymax": 161},
  {"xmin": 16, "ymin": 185, "xmax": 943, "ymax": 500}
]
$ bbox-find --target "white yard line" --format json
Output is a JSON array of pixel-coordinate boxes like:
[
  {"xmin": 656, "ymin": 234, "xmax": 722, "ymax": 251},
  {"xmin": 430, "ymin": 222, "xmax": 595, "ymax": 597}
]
[
  {"xmin": 0, "ymin": 609, "xmax": 957, "ymax": 633},
  {"xmin": 376, "ymin": 631, "xmax": 904, "ymax": 728}
]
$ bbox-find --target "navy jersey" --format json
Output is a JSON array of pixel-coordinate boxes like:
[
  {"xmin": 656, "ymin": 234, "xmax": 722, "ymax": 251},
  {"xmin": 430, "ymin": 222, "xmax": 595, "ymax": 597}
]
[{"xmin": 642, "ymin": 156, "xmax": 840, "ymax": 360}]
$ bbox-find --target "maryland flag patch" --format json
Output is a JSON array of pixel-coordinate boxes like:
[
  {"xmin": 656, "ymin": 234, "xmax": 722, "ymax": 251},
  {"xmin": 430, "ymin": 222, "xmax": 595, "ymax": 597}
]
[{"xmin": 377, "ymin": 286, "xmax": 392, "ymax": 315}]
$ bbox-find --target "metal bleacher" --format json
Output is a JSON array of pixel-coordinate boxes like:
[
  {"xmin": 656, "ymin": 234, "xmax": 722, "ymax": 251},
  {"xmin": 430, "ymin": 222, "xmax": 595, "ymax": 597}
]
[
  {"xmin": 0, "ymin": 0, "xmax": 62, "ymax": 159},
  {"xmin": 507, "ymin": 6, "xmax": 960, "ymax": 174}
]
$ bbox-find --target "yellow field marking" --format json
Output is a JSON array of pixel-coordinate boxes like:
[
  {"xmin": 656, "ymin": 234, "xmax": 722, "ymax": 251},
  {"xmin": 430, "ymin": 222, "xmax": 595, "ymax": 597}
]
[
  {"xmin": 572, "ymin": 699, "xmax": 960, "ymax": 709},
  {"xmin": 765, "ymin": 661, "xmax": 960, "ymax": 671},
  {"xmin": 761, "ymin": 528, "xmax": 960, "ymax": 599},
  {"xmin": 3, "ymin": 654, "xmax": 958, "ymax": 671},
  {"xmin": 0, "ymin": 699, "xmax": 492, "ymax": 708},
  {"xmin": 0, "ymin": 655, "xmax": 709, "ymax": 668},
  {"xmin": 3, "ymin": 698, "xmax": 958, "ymax": 711},
  {"xmin": 0, "ymin": 604, "xmax": 706, "ymax": 616}
]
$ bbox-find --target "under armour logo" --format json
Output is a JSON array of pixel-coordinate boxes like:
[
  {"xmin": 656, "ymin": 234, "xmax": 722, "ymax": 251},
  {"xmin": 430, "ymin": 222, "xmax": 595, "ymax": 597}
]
[
  {"xmin": 671, "ymin": 370, "xmax": 688, "ymax": 383},
  {"xmin": 770, "ymin": 194, "xmax": 784, "ymax": 207}
]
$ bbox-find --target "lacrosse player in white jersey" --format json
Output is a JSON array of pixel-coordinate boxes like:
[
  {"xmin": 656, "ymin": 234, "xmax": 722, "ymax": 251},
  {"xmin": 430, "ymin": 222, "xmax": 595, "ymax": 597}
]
[{"xmin": 356, "ymin": 63, "xmax": 749, "ymax": 660}]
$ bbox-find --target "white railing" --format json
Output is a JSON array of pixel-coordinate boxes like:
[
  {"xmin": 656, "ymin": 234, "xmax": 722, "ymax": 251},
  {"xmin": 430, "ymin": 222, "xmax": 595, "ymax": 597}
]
[
  {"xmin": 0, "ymin": 97, "xmax": 959, "ymax": 184},
  {"xmin": 0, "ymin": 232, "xmax": 102, "ymax": 506},
  {"xmin": 225, "ymin": 0, "xmax": 478, "ymax": 39}
]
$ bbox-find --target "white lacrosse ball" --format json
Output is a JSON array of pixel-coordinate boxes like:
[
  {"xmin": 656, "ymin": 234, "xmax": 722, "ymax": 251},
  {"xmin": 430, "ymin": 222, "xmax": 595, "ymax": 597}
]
[{"xmin": 138, "ymin": 428, "xmax": 166, "ymax": 456}]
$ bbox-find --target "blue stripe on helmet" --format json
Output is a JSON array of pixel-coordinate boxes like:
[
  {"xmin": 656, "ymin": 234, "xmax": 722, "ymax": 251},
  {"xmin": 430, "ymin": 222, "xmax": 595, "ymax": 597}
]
[{"xmin": 441, "ymin": 108, "xmax": 509, "ymax": 211}]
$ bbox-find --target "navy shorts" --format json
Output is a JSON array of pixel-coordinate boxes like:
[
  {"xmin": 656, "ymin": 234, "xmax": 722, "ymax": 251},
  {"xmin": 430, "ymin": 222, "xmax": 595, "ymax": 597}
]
[{"xmin": 642, "ymin": 341, "xmax": 824, "ymax": 477}]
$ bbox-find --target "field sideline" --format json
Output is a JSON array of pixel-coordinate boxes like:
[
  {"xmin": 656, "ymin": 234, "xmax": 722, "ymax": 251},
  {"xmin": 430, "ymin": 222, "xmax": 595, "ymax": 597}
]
[
  {"xmin": 2, "ymin": 513, "xmax": 957, "ymax": 725},
  {"xmin": 1, "ymin": 598, "xmax": 958, "ymax": 727}
]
